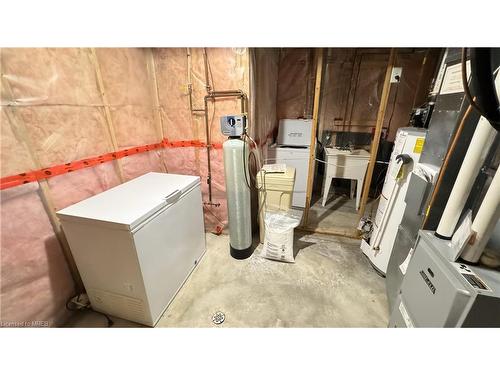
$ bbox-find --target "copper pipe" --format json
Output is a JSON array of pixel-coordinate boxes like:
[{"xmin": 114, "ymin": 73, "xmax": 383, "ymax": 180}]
[
  {"xmin": 422, "ymin": 104, "xmax": 474, "ymax": 228},
  {"xmin": 204, "ymin": 90, "xmax": 247, "ymax": 203},
  {"xmin": 203, "ymin": 48, "xmax": 212, "ymax": 93},
  {"xmin": 186, "ymin": 48, "xmax": 205, "ymax": 113},
  {"xmin": 203, "ymin": 96, "xmax": 212, "ymax": 202}
]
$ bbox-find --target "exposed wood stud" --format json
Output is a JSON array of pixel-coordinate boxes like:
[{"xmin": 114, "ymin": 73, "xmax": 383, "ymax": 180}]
[
  {"xmin": 1, "ymin": 77, "xmax": 84, "ymax": 292},
  {"xmin": 88, "ymin": 48, "xmax": 126, "ymax": 182},
  {"xmin": 299, "ymin": 226, "xmax": 360, "ymax": 239},
  {"xmin": 357, "ymin": 48, "xmax": 397, "ymax": 220},
  {"xmin": 145, "ymin": 48, "xmax": 168, "ymax": 173},
  {"xmin": 302, "ymin": 49, "xmax": 325, "ymax": 226},
  {"xmin": 317, "ymin": 48, "xmax": 330, "ymax": 138}
]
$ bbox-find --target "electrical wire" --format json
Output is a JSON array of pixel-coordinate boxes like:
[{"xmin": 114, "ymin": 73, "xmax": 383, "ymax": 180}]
[
  {"xmin": 244, "ymin": 131, "xmax": 270, "ymax": 216},
  {"xmin": 386, "ymin": 76, "xmax": 400, "ymax": 139},
  {"xmin": 242, "ymin": 133, "xmax": 252, "ymax": 189},
  {"xmin": 372, "ymin": 164, "xmax": 390, "ymax": 197},
  {"xmin": 66, "ymin": 293, "xmax": 114, "ymax": 327}
]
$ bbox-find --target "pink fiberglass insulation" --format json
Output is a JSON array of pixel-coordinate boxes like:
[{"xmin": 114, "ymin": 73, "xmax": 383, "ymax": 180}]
[
  {"xmin": 15, "ymin": 106, "xmax": 115, "ymax": 167},
  {"xmin": 120, "ymin": 150, "xmax": 165, "ymax": 182},
  {"xmin": 196, "ymin": 48, "xmax": 249, "ymax": 231},
  {"xmin": 198, "ymin": 148, "xmax": 228, "ymax": 231},
  {"xmin": 94, "ymin": 48, "xmax": 165, "ymax": 177},
  {"xmin": 202, "ymin": 48, "xmax": 250, "ymax": 146},
  {"xmin": 1, "ymin": 48, "xmax": 252, "ymax": 325},
  {"xmin": 1, "ymin": 107, "xmax": 37, "ymax": 177},
  {"xmin": 0, "ymin": 182, "xmax": 75, "ymax": 326},
  {"xmin": 163, "ymin": 147, "xmax": 200, "ymax": 176},
  {"xmin": 95, "ymin": 49, "xmax": 161, "ymax": 148},
  {"xmin": 155, "ymin": 48, "xmax": 250, "ymax": 231},
  {"xmin": 162, "ymin": 146, "xmax": 228, "ymax": 231},
  {"xmin": 154, "ymin": 48, "xmax": 198, "ymax": 141},
  {"xmin": 94, "ymin": 49, "xmax": 153, "ymax": 107},
  {"xmin": 108, "ymin": 105, "xmax": 160, "ymax": 148},
  {"xmin": 1, "ymin": 48, "xmax": 102, "ymax": 106},
  {"xmin": 46, "ymin": 163, "xmax": 122, "ymax": 211}
]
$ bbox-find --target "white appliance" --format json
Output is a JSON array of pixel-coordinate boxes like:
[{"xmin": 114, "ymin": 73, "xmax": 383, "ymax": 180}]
[
  {"xmin": 361, "ymin": 128, "xmax": 426, "ymax": 275},
  {"xmin": 276, "ymin": 118, "xmax": 312, "ymax": 147},
  {"xmin": 57, "ymin": 172, "xmax": 206, "ymax": 326},
  {"xmin": 267, "ymin": 119, "xmax": 313, "ymax": 208},
  {"xmin": 321, "ymin": 148, "xmax": 370, "ymax": 210}
]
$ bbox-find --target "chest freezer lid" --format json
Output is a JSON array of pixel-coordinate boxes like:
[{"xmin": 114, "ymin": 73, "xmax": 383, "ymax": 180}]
[{"xmin": 56, "ymin": 172, "xmax": 200, "ymax": 231}]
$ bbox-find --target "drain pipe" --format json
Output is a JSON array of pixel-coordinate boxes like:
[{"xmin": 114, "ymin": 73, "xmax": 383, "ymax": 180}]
[
  {"xmin": 461, "ymin": 167, "xmax": 500, "ymax": 262},
  {"xmin": 435, "ymin": 72, "xmax": 500, "ymax": 239},
  {"xmin": 435, "ymin": 116, "xmax": 497, "ymax": 239}
]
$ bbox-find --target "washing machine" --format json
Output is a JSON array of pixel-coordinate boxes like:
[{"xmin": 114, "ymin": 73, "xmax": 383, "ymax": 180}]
[{"xmin": 266, "ymin": 119, "xmax": 313, "ymax": 208}]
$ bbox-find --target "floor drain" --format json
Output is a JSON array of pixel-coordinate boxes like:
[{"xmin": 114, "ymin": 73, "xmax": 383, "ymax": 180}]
[{"xmin": 212, "ymin": 311, "xmax": 225, "ymax": 325}]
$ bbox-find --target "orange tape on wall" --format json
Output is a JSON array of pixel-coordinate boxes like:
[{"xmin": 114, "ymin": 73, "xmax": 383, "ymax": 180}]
[{"xmin": 0, "ymin": 138, "xmax": 223, "ymax": 190}]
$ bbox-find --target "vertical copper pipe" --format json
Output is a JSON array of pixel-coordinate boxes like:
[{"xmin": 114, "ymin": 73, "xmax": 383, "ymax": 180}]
[
  {"xmin": 203, "ymin": 95, "xmax": 212, "ymax": 202},
  {"xmin": 203, "ymin": 48, "xmax": 212, "ymax": 93}
]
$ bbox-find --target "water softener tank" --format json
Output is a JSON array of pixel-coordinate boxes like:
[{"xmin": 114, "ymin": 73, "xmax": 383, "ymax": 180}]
[{"xmin": 223, "ymin": 137, "xmax": 253, "ymax": 259}]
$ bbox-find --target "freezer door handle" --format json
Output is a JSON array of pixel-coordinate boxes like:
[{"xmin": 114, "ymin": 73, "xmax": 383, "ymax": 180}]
[{"xmin": 164, "ymin": 189, "xmax": 182, "ymax": 204}]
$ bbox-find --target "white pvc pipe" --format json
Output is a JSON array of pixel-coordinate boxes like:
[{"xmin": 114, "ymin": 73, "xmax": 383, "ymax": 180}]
[
  {"xmin": 436, "ymin": 72, "xmax": 500, "ymax": 238},
  {"xmin": 461, "ymin": 168, "xmax": 500, "ymax": 262},
  {"xmin": 435, "ymin": 115, "xmax": 496, "ymax": 238}
]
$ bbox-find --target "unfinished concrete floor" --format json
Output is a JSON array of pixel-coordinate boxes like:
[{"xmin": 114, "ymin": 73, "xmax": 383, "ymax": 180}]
[
  {"xmin": 158, "ymin": 231, "xmax": 387, "ymax": 327},
  {"xmin": 65, "ymin": 231, "xmax": 388, "ymax": 328},
  {"xmin": 307, "ymin": 190, "xmax": 377, "ymax": 236}
]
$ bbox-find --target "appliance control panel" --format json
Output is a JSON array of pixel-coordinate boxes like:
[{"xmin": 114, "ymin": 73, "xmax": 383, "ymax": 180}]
[{"xmin": 220, "ymin": 114, "xmax": 246, "ymax": 137}]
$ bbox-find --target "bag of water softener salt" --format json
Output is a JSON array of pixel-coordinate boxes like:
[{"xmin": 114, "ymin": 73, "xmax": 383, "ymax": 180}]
[{"xmin": 261, "ymin": 209, "xmax": 302, "ymax": 263}]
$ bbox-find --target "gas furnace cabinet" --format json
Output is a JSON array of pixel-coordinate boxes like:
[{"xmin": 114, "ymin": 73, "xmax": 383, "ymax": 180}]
[{"xmin": 57, "ymin": 172, "xmax": 206, "ymax": 326}]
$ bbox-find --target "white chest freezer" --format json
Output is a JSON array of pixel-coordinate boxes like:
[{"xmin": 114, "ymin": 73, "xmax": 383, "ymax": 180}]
[{"xmin": 57, "ymin": 172, "xmax": 206, "ymax": 326}]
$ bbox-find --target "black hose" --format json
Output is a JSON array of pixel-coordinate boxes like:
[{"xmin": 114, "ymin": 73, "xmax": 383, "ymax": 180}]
[
  {"xmin": 242, "ymin": 134, "xmax": 252, "ymax": 190},
  {"xmin": 462, "ymin": 48, "xmax": 500, "ymax": 131}
]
